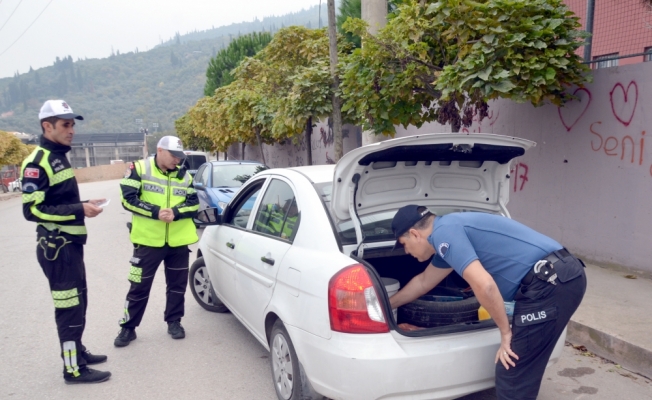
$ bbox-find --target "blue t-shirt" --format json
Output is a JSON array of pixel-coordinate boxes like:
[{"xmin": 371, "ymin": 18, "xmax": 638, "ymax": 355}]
[{"xmin": 428, "ymin": 212, "xmax": 562, "ymax": 301}]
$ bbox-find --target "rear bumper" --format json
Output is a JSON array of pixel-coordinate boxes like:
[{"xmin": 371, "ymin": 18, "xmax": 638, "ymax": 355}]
[
  {"xmin": 287, "ymin": 325, "xmax": 499, "ymax": 400},
  {"xmin": 287, "ymin": 325, "xmax": 567, "ymax": 400}
]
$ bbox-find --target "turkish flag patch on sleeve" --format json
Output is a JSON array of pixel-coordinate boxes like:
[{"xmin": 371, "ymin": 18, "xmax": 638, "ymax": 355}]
[{"xmin": 24, "ymin": 168, "xmax": 40, "ymax": 178}]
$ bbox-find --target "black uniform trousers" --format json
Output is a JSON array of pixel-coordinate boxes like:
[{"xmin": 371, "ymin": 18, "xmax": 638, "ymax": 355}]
[
  {"xmin": 36, "ymin": 240, "xmax": 88, "ymax": 376},
  {"xmin": 119, "ymin": 244, "xmax": 189, "ymax": 328},
  {"xmin": 495, "ymin": 251, "xmax": 587, "ymax": 400}
]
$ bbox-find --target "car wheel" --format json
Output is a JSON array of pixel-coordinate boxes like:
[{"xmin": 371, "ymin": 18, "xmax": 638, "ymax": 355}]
[
  {"xmin": 269, "ymin": 320, "xmax": 324, "ymax": 400},
  {"xmin": 398, "ymin": 287, "xmax": 480, "ymax": 328},
  {"xmin": 189, "ymin": 257, "xmax": 229, "ymax": 313}
]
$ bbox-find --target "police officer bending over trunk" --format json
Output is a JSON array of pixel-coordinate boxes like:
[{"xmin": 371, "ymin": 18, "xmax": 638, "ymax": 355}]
[
  {"xmin": 389, "ymin": 205, "xmax": 587, "ymax": 400},
  {"xmin": 21, "ymin": 100, "xmax": 111, "ymax": 384},
  {"xmin": 114, "ymin": 136, "xmax": 199, "ymax": 347}
]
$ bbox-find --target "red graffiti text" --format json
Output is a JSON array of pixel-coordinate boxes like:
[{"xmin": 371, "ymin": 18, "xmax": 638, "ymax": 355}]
[
  {"xmin": 511, "ymin": 162, "xmax": 529, "ymax": 192},
  {"xmin": 589, "ymin": 121, "xmax": 645, "ymax": 165}
]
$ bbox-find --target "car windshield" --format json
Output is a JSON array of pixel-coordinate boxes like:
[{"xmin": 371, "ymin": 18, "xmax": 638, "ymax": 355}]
[
  {"xmin": 183, "ymin": 155, "xmax": 207, "ymax": 170},
  {"xmin": 211, "ymin": 164, "xmax": 263, "ymax": 188},
  {"xmin": 314, "ymin": 182, "xmax": 396, "ymax": 245}
]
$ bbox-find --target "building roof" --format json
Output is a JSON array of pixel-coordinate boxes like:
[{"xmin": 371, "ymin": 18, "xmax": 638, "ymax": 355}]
[{"xmin": 72, "ymin": 133, "xmax": 145, "ymax": 145}]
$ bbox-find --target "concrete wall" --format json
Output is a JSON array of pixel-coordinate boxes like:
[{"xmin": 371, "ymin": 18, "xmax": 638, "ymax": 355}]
[
  {"xmin": 74, "ymin": 163, "xmax": 127, "ymax": 184},
  {"xmin": 225, "ymin": 120, "xmax": 362, "ymax": 168},
  {"xmin": 395, "ymin": 62, "xmax": 652, "ymax": 275},
  {"xmin": 223, "ymin": 62, "xmax": 652, "ymax": 275}
]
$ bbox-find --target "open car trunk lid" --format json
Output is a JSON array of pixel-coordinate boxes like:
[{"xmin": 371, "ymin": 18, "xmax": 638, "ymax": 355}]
[
  {"xmin": 329, "ymin": 133, "xmax": 536, "ymax": 335},
  {"xmin": 331, "ymin": 133, "xmax": 535, "ymax": 233}
]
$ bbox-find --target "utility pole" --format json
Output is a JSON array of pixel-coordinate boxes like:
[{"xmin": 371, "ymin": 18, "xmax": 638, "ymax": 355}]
[
  {"xmin": 361, "ymin": 0, "xmax": 388, "ymax": 146},
  {"xmin": 327, "ymin": 0, "xmax": 344, "ymax": 161},
  {"xmin": 583, "ymin": 0, "xmax": 596, "ymax": 62}
]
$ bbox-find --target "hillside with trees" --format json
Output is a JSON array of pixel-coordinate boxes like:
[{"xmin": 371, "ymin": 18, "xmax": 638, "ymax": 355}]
[
  {"xmin": 179, "ymin": 0, "xmax": 590, "ymax": 167},
  {"xmin": 0, "ymin": 5, "xmax": 324, "ymax": 135}
]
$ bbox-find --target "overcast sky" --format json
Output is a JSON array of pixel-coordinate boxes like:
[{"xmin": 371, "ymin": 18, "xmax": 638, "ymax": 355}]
[{"xmin": 0, "ymin": 0, "xmax": 323, "ymax": 79}]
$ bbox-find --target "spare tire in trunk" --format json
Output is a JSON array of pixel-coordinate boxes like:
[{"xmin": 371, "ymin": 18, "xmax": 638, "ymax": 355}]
[{"xmin": 398, "ymin": 287, "xmax": 480, "ymax": 328}]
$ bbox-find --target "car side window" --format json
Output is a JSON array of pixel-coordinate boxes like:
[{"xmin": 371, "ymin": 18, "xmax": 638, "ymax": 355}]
[
  {"xmin": 225, "ymin": 180, "xmax": 265, "ymax": 229},
  {"xmin": 198, "ymin": 165, "xmax": 210, "ymax": 186},
  {"xmin": 253, "ymin": 179, "xmax": 299, "ymax": 240}
]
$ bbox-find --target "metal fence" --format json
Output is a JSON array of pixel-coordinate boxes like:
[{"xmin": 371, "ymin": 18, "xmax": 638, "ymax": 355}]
[{"xmin": 565, "ymin": 0, "xmax": 652, "ymax": 67}]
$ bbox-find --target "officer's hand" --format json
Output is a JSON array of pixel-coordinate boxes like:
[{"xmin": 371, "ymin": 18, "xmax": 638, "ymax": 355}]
[
  {"xmin": 88, "ymin": 198, "xmax": 106, "ymax": 206},
  {"xmin": 495, "ymin": 331, "xmax": 518, "ymax": 370},
  {"xmin": 158, "ymin": 209, "xmax": 170, "ymax": 221},
  {"xmin": 83, "ymin": 203, "xmax": 103, "ymax": 218},
  {"xmin": 163, "ymin": 213, "xmax": 174, "ymax": 223},
  {"xmin": 158, "ymin": 208, "xmax": 174, "ymax": 223}
]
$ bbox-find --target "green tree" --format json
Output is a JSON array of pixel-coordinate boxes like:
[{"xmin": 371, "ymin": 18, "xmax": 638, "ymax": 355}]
[
  {"xmin": 203, "ymin": 32, "xmax": 273, "ymax": 96},
  {"xmin": 170, "ymin": 51, "xmax": 180, "ymax": 67},
  {"xmin": 253, "ymin": 26, "xmax": 351, "ymax": 165},
  {"xmin": 337, "ymin": 0, "xmax": 410, "ymax": 49},
  {"xmin": 187, "ymin": 26, "xmax": 350, "ymax": 166},
  {"xmin": 340, "ymin": 0, "xmax": 590, "ymax": 134},
  {"xmin": 337, "ymin": 0, "xmax": 362, "ymax": 48},
  {"xmin": 175, "ymin": 113, "xmax": 217, "ymax": 152},
  {"xmin": 216, "ymin": 66, "xmax": 274, "ymax": 164},
  {"xmin": 184, "ymin": 60, "xmax": 275, "ymax": 160},
  {"xmin": 0, "ymin": 131, "xmax": 31, "ymax": 166}
]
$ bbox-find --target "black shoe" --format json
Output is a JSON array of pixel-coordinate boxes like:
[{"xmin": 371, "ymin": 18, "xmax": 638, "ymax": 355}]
[
  {"xmin": 64, "ymin": 368, "xmax": 111, "ymax": 384},
  {"xmin": 114, "ymin": 327, "xmax": 137, "ymax": 347},
  {"xmin": 83, "ymin": 350, "xmax": 107, "ymax": 365},
  {"xmin": 167, "ymin": 320, "xmax": 185, "ymax": 339}
]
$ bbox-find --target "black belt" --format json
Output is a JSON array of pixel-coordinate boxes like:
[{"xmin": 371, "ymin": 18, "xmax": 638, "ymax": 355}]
[
  {"xmin": 521, "ymin": 248, "xmax": 572, "ymax": 285},
  {"xmin": 542, "ymin": 248, "xmax": 571, "ymax": 265}
]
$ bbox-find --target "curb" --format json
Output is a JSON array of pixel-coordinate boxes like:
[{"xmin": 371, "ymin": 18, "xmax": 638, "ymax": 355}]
[{"xmin": 567, "ymin": 320, "xmax": 652, "ymax": 379}]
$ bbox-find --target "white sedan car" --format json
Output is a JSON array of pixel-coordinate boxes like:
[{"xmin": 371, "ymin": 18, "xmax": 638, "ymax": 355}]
[{"xmin": 191, "ymin": 133, "xmax": 566, "ymax": 400}]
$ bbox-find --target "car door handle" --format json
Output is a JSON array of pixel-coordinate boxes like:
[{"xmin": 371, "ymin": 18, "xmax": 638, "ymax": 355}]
[
  {"xmin": 226, "ymin": 242, "xmax": 235, "ymax": 249},
  {"xmin": 261, "ymin": 256, "xmax": 275, "ymax": 266}
]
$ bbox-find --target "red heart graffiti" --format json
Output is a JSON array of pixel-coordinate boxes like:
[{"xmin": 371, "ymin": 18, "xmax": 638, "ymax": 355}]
[
  {"xmin": 488, "ymin": 109, "xmax": 499, "ymax": 127},
  {"xmin": 610, "ymin": 81, "xmax": 638, "ymax": 127},
  {"xmin": 558, "ymin": 88, "xmax": 592, "ymax": 132}
]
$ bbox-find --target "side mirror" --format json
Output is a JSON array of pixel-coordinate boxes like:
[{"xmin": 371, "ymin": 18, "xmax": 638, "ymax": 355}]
[
  {"xmin": 194, "ymin": 182, "xmax": 206, "ymax": 191},
  {"xmin": 194, "ymin": 208, "xmax": 221, "ymax": 227}
]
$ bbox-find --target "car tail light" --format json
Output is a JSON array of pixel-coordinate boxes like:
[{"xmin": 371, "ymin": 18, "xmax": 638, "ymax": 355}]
[{"xmin": 328, "ymin": 264, "xmax": 389, "ymax": 334}]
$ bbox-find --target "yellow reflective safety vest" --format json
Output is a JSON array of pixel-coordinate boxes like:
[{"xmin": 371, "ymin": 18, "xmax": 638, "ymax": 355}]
[{"xmin": 126, "ymin": 157, "xmax": 198, "ymax": 247}]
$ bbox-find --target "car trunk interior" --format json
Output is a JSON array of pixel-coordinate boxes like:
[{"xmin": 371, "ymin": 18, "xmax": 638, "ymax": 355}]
[{"xmin": 357, "ymin": 247, "xmax": 497, "ymax": 336}]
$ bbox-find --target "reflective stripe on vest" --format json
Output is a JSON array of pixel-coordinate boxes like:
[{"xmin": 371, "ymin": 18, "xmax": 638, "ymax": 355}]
[
  {"xmin": 38, "ymin": 222, "xmax": 87, "ymax": 235},
  {"xmin": 129, "ymin": 157, "xmax": 198, "ymax": 247},
  {"xmin": 21, "ymin": 147, "xmax": 82, "ymax": 233},
  {"xmin": 21, "ymin": 147, "xmax": 75, "ymax": 187}
]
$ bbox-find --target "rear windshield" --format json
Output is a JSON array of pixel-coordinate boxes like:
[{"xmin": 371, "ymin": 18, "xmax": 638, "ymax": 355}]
[
  {"xmin": 314, "ymin": 182, "xmax": 396, "ymax": 245},
  {"xmin": 183, "ymin": 155, "xmax": 207, "ymax": 170}
]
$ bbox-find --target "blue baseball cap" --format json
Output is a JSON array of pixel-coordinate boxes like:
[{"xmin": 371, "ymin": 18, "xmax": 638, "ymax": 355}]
[{"xmin": 391, "ymin": 205, "xmax": 432, "ymax": 249}]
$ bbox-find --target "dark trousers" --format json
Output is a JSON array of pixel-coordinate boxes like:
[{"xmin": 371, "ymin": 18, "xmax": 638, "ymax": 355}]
[
  {"xmin": 495, "ymin": 255, "xmax": 587, "ymax": 400},
  {"xmin": 119, "ymin": 244, "xmax": 189, "ymax": 328},
  {"xmin": 36, "ymin": 240, "xmax": 88, "ymax": 375}
]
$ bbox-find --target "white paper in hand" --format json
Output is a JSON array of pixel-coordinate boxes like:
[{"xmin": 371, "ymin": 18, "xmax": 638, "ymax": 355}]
[{"xmin": 97, "ymin": 199, "xmax": 111, "ymax": 208}]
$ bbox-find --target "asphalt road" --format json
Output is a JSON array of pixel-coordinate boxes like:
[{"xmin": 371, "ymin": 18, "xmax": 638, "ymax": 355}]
[{"xmin": 1, "ymin": 179, "xmax": 650, "ymax": 400}]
